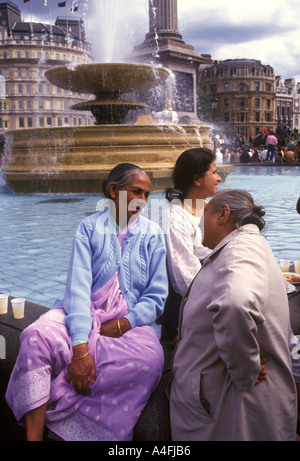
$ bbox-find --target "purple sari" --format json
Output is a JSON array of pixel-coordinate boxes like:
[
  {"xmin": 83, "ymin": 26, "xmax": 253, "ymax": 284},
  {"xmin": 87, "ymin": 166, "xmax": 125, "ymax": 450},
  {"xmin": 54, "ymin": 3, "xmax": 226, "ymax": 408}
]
[{"xmin": 6, "ymin": 230, "xmax": 164, "ymax": 441}]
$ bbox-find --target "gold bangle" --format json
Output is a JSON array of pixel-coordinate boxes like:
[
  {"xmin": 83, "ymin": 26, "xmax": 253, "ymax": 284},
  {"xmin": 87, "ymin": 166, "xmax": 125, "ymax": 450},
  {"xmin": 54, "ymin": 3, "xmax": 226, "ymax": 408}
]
[
  {"xmin": 117, "ymin": 319, "xmax": 122, "ymax": 336},
  {"xmin": 72, "ymin": 351, "xmax": 89, "ymax": 360}
]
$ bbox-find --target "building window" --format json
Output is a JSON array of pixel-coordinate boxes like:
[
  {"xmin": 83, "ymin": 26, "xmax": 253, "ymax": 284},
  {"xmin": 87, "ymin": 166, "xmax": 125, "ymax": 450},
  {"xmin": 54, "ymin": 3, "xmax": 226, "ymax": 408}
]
[
  {"xmin": 238, "ymin": 98, "xmax": 247, "ymax": 108},
  {"xmin": 19, "ymin": 117, "xmax": 25, "ymax": 128},
  {"xmin": 224, "ymin": 112, "xmax": 230, "ymax": 122},
  {"xmin": 18, "ymin": 84, "xmax": 23, "ymax": 94},
  {"xmin": 18, "ymin": 101, "xmax": 24, "ymax": 110},
  {"xmin": 27, "ymin": 100, "xmax": 32, "ymax": 110},
  {"xmin": 224, "ymin": 83, "xmax": 229, "ymax": 91},
  {"xmin": 46, "ymin": 101, "xmax": 51, "ymax": 110},
  {"xmin": 39, "ymin": 117, "xmax": 44, "ymax": 127},
  {"xmin": 224, "ymin": 99, "xmax": 229, "ymax": 108},
  {"xmin": 47, "ymin": 117, "xmax": 52, "ymax": 127},
  {"xmin": 26, "ymin": 84, "xmax": 31, "ymax": 93},
  {"xmin": 28, "ymin": 117, "xmax": 33, "ymax": 128},
  {"xmin": 38, "ymin": 84, "xmax": 43, "ymax": 94},
  {"xmin": 255, "ymin": 82, "xmax": 260, "ymax": 91},
  {"xmin": 255, "ymin": 98, "xmax": 260, "ymax": 108},
  {"xmin": 239, "ymin": 112, "xmax": 247, "ymax": 122},
  {"xmin": 255, "ymin": 112, "xmax": 260, "ymax": 122},
  {"xmin": 58, "ymin": 117, "xmax": 62, "ymax": 126},
  {"xmin": 39, "ymin": 100, "xmax": 43, "ymax": 110}
]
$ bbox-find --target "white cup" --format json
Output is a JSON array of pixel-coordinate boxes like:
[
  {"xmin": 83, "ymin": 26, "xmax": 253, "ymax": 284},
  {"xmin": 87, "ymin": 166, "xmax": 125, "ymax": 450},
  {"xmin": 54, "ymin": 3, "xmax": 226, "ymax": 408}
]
[
  {"xmin": 294, "ymin": 261, "xmax": 300, "ymax": 274},
  {"xmin": 11, "ymin": 298, "xmax": 25, "ymax": 319},
  {"xmin": 280, "ymin": 259, "xmax": 291, "ymax": 272},
  {"xmin": 0, "ymin": 294, "xmax": 9, "ymax": 314}
]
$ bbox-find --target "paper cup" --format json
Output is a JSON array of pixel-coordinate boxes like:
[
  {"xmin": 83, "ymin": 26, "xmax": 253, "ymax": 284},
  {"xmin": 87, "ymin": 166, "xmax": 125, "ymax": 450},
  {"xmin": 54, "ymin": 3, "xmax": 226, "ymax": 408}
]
[
  {"xmin": 0, "ymin": 294, "xmax": 9, "ymax": 314},
  {"xmin": 11, "ymin": 298, "xmax": 25, "ymax": 319},
  {"xmin": 280, "ymin": 259, "xmax": 290, "ymax": 272},
  {"xmin": 294, "ymin": 261, "xmax": 300, "ymax": 274}
]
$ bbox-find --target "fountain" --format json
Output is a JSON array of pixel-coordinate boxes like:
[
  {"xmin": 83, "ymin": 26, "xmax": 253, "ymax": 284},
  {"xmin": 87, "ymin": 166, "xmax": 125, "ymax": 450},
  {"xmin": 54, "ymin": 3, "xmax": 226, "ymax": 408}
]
[{"xmin": 1, "ymin": 2, "xmax": 232, "ymax": 194}]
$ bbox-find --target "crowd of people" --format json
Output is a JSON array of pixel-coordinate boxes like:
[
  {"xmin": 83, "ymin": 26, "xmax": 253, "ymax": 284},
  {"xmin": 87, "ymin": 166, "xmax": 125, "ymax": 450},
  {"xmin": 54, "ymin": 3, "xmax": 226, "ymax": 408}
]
[
  {"xmin": 212, "ymin": 131, "xmax": 300, "ymax": 164},
  {"xmin": 218, "ymin": 145, "xmax": 300, "ymax": 164},
  {"xmin": 5, "ymin": 149, "xmax": 300, "ymax": 442}
]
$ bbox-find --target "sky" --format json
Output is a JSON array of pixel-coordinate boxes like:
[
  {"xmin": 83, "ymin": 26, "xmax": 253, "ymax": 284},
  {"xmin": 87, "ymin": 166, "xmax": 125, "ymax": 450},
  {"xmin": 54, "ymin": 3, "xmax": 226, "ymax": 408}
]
[{"xmin": 13, "ymin": 0, "xmax": 300, "ymax": 80}]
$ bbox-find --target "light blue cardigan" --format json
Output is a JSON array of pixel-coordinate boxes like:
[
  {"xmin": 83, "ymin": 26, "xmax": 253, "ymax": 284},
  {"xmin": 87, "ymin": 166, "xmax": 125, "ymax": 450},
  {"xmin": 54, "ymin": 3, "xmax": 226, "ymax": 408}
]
[{"xmin": 61, "ymin": 207, "xmax": 168, "ymax": 343}]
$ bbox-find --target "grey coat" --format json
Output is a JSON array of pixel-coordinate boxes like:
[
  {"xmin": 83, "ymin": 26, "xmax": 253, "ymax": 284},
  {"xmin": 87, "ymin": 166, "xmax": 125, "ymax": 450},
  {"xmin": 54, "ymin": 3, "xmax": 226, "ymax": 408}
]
[{"xmin": 170, "ymin": 224, "xmax": 297, "ymax": 441}]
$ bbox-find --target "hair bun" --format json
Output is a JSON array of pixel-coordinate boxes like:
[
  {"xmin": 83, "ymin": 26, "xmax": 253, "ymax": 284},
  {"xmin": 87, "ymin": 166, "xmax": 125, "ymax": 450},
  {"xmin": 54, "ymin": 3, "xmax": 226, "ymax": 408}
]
[
  {"xmin": 166, "ymin": 188, "xmax": 183, "ymax": 202},
  {"xmin": 254, "ymin": 204, "xmax": 265, "ymax": 217}
]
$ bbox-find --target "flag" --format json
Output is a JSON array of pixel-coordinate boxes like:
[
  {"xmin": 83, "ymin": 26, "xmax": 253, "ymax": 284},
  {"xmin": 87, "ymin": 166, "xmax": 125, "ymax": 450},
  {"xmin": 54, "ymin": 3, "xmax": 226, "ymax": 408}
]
[
  {"xmin": 71, "ymin": 6, "xmax": 79, "ymax": 12},
  {"xmin": 24, "ymin": 0, "xmax": 30, "ymax": 3},
  {"xmin": 58, "ymin": 1, "xmax": 66, "ymax": 7}
]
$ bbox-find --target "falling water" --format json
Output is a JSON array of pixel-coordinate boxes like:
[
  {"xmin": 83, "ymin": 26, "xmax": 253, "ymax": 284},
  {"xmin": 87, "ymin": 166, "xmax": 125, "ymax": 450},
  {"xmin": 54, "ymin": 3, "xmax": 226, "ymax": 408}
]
[{"xmin": 90, "ymin": 0, "xmax": 122, "ymax": 63}]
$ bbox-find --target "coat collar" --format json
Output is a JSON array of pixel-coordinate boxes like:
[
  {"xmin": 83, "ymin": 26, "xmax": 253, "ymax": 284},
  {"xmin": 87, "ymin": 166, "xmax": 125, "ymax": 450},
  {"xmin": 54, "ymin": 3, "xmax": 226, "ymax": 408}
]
[{"xmin": 202, "ymin": 224, "xmax": 260, "ymax": 267}]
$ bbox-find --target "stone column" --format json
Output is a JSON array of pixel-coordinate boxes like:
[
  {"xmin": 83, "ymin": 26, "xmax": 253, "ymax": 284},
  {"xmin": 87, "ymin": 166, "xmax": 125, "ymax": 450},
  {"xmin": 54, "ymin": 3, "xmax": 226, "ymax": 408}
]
[{"xmin": 149, "ymin": 0, "xmax": 179, "ymax": 35}]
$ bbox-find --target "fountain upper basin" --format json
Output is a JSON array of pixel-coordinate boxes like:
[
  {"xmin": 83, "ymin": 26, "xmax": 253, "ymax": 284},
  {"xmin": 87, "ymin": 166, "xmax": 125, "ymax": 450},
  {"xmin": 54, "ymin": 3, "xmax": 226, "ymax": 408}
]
[{"xmin": 45, "ymin": 63, "xmax": 171, "ymax": 95}]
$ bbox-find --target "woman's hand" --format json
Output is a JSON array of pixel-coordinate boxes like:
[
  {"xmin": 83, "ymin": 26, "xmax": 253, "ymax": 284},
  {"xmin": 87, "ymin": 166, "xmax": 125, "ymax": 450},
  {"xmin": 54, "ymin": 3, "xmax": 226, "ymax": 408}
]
[
  {"xmin": 66, "ymin": 344, "xmax": 97, "ymax": 395},
  {"xmin": 100, "ymin": 318, "xmax": 131, "ymax": 338},
  {"xmin": 255, "ymin": 357, "xmax": 268, "ymax": 384}
]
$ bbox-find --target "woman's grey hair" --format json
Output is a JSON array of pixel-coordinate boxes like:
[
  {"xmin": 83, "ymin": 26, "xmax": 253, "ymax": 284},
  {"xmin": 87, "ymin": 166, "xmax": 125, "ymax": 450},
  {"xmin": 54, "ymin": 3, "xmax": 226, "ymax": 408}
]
[
  {"xmin": 210, "ymin": 189, "xmax": 266, "ymax": 231},
  {"xmin": 102, "ymin": 163, "xmax": 149, "ymax": 199}
]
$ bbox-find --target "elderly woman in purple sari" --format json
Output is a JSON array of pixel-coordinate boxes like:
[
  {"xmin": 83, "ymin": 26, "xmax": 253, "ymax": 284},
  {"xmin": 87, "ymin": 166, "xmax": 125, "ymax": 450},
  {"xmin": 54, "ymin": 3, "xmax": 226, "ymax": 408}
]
[{"xmin": 6, "ymin": 163, "xmax": 168, "ymax": 441}]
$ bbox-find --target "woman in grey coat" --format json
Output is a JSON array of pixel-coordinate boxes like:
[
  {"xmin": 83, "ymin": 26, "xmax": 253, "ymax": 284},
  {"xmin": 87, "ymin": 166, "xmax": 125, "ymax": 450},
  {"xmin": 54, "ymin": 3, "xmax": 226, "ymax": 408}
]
[{"xmin": 170, "ymin": 189, "xmax": 297, "ymax": 441}]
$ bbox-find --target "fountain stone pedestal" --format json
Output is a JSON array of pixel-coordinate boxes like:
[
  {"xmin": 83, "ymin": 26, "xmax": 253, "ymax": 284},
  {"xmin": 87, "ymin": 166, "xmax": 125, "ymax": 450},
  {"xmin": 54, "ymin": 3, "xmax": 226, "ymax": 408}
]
[{"xmin": 2, "ymin": 63, "xmax": 232, "ymax": 193}]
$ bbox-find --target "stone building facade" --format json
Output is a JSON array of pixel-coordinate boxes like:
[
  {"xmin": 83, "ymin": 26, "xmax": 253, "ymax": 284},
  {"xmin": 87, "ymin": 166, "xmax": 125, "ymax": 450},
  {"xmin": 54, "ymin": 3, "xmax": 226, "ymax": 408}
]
[
  {"xmin": 198, "ymin": 58, "xmax": 276, "ymax": 141},
  {"xmin": 131, "ymin": 0, "xmax": 212, "ymax": 124},
  {"xmin": 275, "ymin": 76, "xmax": 293, "ymax": 129},
  {"xmin": 0, "ymin": 1, "xmax": 94, "ymax": 136}
]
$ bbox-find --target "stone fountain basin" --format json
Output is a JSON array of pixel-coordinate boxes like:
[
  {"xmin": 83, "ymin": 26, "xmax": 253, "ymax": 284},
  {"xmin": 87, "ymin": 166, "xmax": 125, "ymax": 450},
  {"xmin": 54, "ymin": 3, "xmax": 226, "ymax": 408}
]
[
  {"xmin": 45, "ymin": 63, "xmax": 172, "ymax": 95},
  {"xmin": 2, "ymin": 124, "xmax": 232, "ymax": 193}
]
